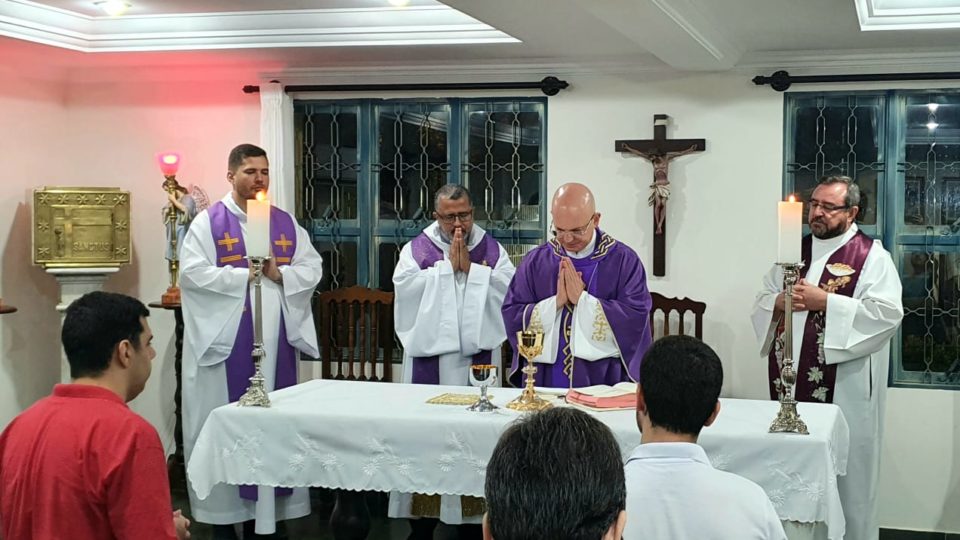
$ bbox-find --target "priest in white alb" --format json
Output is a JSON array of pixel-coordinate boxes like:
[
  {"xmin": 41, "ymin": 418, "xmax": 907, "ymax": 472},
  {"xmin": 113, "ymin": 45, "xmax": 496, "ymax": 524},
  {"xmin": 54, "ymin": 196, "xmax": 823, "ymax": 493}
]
[
  {"xmin": 180, "ymin": 144, "xmax": 323, "ymax": 539},
  {"xmin": 752, "ymin": 175, "xmax": 903, "ymax": 540},
  {"xmin": 388, "ymin": 184, "xmax": 515, "ymax": 535}
]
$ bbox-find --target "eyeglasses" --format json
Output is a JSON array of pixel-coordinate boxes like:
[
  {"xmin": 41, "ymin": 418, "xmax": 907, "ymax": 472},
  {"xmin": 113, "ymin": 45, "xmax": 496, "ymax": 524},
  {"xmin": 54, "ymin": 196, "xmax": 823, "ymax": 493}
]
[
  {"xmin": 436, "ymin": 210, "xmax": 474, "ymax": 224},
  {"xmin": 807, "ymin": 200, "xmax": 851, "ymax": 214},
  {"xmin": 551, "ymin": 214, "xmax": 597, "ymax": 239}
]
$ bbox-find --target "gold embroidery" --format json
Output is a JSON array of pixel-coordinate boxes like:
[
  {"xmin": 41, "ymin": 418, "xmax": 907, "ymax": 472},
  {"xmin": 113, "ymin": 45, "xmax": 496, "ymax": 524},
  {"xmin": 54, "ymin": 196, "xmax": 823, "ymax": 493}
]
[
  {"xmin": 528, "ymin": 305, "xmax": 544, "ymax": 333},
  {"xmin": 821, "ymin": 276, "xmax": 851, "ymax": 294},
  {"xmin": 592, "ymin": 302, "xmax": 610, "ymax": 342},
  {"xmin": 411, "ymin": 494, "xmax": 441, "ymax": 518},
  {"xmin": 219, "ymin": 254, "xmax": 243, "ymax": 264},
  {"xmin": 426, "ymin": 393, "xmax": 494, "ymax": 406},
  {"xmin": 562, "ymin": 306, "xmax": 574, "ymax": 379}
]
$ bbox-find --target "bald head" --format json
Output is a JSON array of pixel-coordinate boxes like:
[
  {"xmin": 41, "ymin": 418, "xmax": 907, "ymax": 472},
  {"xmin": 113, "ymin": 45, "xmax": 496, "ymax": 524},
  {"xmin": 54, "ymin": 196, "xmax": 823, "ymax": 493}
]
[{"xmin": 551, "ymin": 183, "xmax": 600, "ymax": 253}]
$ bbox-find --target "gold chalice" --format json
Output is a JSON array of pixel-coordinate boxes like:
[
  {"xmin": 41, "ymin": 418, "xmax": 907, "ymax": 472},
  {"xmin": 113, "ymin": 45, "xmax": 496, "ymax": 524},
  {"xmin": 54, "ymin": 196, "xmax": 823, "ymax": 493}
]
[{"xmin": 506, "ymin": 330, "xmax": 553, "ymax": 412}]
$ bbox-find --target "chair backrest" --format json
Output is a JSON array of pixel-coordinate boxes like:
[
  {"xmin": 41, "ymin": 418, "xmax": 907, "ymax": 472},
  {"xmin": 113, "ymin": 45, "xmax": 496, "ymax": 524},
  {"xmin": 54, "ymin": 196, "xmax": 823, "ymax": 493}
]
[
  {"xmin": 314, "ymin": 285, "xmax": 394, "ymax": 382},
  {"xmin": 649, "ymin": 292, "xmax": 707, "ymax": 340}
]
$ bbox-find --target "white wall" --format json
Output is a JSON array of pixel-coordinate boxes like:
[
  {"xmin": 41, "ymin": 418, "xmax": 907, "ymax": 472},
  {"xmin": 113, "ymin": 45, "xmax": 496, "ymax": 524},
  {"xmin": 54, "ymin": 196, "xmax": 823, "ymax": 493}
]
[{"xmin": 1, "ymin": 38, "xmax": 959, "ymax": 533}]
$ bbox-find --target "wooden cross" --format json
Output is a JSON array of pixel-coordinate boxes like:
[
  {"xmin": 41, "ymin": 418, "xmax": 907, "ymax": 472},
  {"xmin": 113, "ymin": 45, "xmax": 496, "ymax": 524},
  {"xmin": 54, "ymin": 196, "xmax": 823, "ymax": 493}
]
[{"xmin": 615, "ymin": 114, "xmax": 705, "ymax": 277}]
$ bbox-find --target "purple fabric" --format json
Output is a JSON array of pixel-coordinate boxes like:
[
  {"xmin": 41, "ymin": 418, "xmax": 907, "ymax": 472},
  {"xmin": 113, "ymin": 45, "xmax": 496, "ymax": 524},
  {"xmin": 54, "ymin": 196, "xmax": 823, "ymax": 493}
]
[
  {"xmin": 767, "ymin": 230, "xmax": 874, "ymax": 403},
  {"xmin": 501, "ymin": 230, "xmax": 653, "ymax": 388},
  {"xmin": 208, "ymin": 201, "xmax": 299, "ymax": 501},
  {"xmin": 408, "ymin": 229, "xmax": 501, "ymax": 384}
]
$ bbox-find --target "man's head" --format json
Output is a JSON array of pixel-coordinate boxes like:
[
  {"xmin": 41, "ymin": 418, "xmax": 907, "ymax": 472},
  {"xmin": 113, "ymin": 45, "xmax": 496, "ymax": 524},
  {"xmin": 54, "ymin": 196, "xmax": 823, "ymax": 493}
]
[
  {"xmin": 808, "ymin": 175, "xmax": 860, "ymax": 240},
  {"xmin": 483, "ymin": 407, "xmax": 627, "ymax": 540},
  {"xmin": 551, "ymin": 183, "xmax": 600, "ymax": 253},
  {"xmin": 433, "ymin": 184, "xmax": 474, "ymax": 240},
  {"xmin": 61, "ymin": 292, "xmax": 155, "ymax": 401},
  {"xmin": 227, "ymin": 144, "xmax": 269, "ymax": 204},
  {"xmin": 637, "ymin": 335, "xmax": 723, "ymax": 440}
]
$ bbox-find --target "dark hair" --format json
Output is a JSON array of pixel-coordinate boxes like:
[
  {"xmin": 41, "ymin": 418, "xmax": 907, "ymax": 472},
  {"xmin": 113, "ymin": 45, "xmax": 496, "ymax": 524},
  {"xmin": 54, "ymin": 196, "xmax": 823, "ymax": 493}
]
[
  {"xmin": 434, "ymin": 183, "xmax": 472, "ymax": 210},
  {"xmin": 485, "ymin": 407, "xmax": 625, "ymax": 540},
  {"xmin": 817, "ymin": 175, "xmax": 861, "ymax": 208},
  {"xmin": 228, "ymin": 143, "xmax": 267, "ymax": 172},
  {"xmin": 639, "ymin": 335, "xmax": 723, "ymax": 436},
  {"xmin": 61, "ymin": 292, "xmax": 149, "ymax": 379}
]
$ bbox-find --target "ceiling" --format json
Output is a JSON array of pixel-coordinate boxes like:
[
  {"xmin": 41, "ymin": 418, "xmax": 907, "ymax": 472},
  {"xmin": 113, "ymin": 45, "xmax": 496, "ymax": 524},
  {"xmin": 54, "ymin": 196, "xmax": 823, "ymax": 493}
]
[{"xmin": 3, "ymin": 0, "xmax": 960, "ymax": 75}]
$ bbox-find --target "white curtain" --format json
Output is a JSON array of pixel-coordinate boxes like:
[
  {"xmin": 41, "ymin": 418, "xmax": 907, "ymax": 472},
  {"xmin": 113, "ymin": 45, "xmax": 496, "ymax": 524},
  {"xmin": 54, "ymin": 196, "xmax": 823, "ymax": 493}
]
[{"xmin": 259, "ymin": 82, "xmax": 296, "ymax": 213}]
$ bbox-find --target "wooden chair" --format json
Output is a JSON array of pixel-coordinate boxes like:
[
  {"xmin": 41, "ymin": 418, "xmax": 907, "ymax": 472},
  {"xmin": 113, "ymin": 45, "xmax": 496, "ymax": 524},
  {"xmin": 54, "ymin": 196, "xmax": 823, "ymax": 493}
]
[
  {"xmin": 649, "ymin": 292, "xmax": 707, "ymax": 340},
  {"xmin": 314, "ymin": 285, "xmax": 394, "ymax": 382}
]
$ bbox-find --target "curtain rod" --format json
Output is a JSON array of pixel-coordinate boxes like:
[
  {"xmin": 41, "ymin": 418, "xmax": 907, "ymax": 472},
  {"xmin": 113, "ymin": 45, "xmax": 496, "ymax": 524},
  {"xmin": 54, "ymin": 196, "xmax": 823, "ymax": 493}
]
[
  {"xmin": 753, "ymin": 69, "xmax": 960, "ymax": 92},
  {"xmin": 242, "ymin": 76, "xmax": 570, "ymax": 96}
]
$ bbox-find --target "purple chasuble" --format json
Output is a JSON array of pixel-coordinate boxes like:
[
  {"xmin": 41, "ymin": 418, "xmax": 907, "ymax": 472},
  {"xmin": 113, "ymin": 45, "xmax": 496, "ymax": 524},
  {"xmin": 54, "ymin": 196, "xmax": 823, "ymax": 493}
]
[
  {"xmin": 208, "ymin": 201, "xmax": 298, "ymax": 500},
  {"xmin": 767, "ymin": 230, "xmax": 874, "ymax": 403},
  {"xmin": 406, "ymin": 229, "xmax": 501, "ymax": 384},
  {"xmin": 501, "ymin": 230, "xmax": 653, "ymax": 388}
]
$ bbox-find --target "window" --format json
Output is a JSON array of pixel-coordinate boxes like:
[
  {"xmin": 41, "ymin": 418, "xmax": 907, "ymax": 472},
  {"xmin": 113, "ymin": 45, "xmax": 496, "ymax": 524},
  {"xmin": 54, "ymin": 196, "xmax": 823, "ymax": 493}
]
[
  {"xmin": 294, "ymin": 98, "xmax": 547, "ymax": 293},
  {"xmin": 785, "ymin": 91, "xmax": 960, "ymax": 389}
]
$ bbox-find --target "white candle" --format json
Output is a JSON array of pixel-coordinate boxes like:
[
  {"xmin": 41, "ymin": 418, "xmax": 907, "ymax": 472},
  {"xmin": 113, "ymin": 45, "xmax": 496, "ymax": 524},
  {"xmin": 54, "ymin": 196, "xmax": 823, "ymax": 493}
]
[
  {"xmin": 777, "ymin": 195, "xmax": 802, "ymax": 263},
  {"xmin": 246, "ymin": 191, "xmax": 271, "ymax": 258}
]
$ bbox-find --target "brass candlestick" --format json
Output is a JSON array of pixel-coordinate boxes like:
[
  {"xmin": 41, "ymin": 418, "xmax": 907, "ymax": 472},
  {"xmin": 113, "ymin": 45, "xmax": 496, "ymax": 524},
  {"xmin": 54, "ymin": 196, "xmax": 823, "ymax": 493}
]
[
  {"xmin": 769, "ymin": 262, "xmax": 808, "ymax": 434},
  {"xmin": 238, "ymin": 256, "xmax": 271, "ymax": 408},
  {"xmin": 506, "ymin": 330, "xmax": 553, "ymax": 412}
]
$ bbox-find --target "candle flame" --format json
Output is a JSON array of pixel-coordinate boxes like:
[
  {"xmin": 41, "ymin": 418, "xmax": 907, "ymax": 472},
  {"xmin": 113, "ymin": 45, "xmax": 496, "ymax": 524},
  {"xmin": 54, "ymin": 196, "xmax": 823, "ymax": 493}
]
[
  {"xmin": 788, "ymin": 194, "xmax": 797, "ymax": 203},
  {"xmin": 255, "ymin": 191, "xmax": 267, "ymax": 202}
]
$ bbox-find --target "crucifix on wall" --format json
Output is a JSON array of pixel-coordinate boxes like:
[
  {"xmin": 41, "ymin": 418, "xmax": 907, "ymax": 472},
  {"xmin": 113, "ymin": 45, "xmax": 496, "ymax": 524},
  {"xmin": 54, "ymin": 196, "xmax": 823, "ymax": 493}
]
[{"xmin": 616, "ymin": 114, "xmax": 705, "ymax": 277}]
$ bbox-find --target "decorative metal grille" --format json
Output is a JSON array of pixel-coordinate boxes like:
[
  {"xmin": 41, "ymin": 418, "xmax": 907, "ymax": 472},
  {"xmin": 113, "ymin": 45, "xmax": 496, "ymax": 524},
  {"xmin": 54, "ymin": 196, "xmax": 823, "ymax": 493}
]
[{"xmin": 785, "ymin": 90, "xmax": 960, "ymax": 389}]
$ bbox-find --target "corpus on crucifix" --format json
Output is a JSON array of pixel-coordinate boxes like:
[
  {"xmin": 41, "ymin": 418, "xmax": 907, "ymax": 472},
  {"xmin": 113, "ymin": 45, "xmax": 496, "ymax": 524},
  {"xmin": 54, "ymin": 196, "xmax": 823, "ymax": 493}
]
[{"xmin": 616, "ymin": 114, "xmax": 705, "ymax": 277}]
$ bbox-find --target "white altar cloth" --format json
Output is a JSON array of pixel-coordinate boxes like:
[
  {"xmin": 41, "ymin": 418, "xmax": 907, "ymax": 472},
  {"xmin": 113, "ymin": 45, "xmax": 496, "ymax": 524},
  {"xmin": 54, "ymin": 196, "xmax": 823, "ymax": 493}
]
[{"xmin": 188, "ymin": 379, "xmax": 849, "ymax": 539}]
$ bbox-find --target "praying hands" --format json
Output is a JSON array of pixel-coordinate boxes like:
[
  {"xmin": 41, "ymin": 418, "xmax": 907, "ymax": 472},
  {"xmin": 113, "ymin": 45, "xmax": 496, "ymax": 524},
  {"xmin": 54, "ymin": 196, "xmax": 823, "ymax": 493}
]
[
  {"xmin": 449, "ymin": 228, "xmax": 472, "ymax": 274},
  {"xmin": 556, "ymin": 257, "xmax": 585, "ymax": 308}
]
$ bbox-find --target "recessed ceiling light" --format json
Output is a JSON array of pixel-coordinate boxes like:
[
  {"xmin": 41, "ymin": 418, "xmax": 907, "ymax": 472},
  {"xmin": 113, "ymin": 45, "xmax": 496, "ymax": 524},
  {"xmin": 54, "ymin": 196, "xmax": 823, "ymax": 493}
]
[
  {"xmin": 926, "ymin": 121, "xmax": 939, "ymax": 131},
  {"xmin": 388, "ymin": 0, "xmax": 411, "ymax": 6},
  {"xmin": 94, "ymin": 0, "xmax": 131, "ymax": 17},
  {"xmin": 928, "ymin": 103, "xmax": 940, "ymax": 112}
]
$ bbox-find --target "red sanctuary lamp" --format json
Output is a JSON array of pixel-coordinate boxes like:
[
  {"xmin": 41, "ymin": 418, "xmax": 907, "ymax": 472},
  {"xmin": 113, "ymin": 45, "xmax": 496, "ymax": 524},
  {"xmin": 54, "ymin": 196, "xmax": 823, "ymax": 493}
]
[{"xmin": 159, "ymin": 152, "xmax": 184, "ymax": 305}]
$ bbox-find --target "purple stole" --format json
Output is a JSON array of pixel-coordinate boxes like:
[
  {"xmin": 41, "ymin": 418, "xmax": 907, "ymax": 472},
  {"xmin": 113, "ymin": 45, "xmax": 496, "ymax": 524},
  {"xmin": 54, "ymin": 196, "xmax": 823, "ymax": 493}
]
[
  {"xmin": 767, "ymin": 230, "xmax": 874, "ymax": 403},
  {"xmin": 208, "ymin": 201, "xmax": 298, "ymax": 501},
  {"xmin": 407, "ymin": 230, "xmax": 501, "ymax": 384},
  {"xmin": 501, "ymin": 231, "xmax": 653, "ymax": 388}
]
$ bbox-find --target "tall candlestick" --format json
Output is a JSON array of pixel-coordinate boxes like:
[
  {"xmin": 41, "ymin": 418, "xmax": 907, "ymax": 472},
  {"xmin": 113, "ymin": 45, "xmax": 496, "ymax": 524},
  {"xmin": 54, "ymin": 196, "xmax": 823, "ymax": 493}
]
[
  {"xmin": 246, "ymin": 191, "xmax": 270, "ymax": 258},
  {"xmin": 777, "ymin": 195, "xmax": 802, "ymax": 263}
]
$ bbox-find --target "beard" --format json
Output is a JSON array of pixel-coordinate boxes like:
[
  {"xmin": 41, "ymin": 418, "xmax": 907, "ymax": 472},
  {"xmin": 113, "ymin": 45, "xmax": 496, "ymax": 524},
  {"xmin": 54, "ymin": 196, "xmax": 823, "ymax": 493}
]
[{"xmin": 811, "ymin": 219, "xmax": 849, "ymax": 240}]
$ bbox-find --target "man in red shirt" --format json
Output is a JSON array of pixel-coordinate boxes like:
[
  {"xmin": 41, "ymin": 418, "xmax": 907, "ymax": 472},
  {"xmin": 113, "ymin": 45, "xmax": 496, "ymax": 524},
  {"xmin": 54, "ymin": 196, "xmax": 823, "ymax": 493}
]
[{"xmin": 0, "ymin": 291, "xmax": 190, "ymax": 539}]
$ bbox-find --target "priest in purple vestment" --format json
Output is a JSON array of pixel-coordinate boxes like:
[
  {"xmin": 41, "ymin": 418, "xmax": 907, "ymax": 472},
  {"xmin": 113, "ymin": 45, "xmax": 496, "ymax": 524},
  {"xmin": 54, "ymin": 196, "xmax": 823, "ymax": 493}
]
[
  {"xmin": 180, "ymin": 144, "xmax": 323, "ymax": 539},
  {"xmin": 502, "ymin": 183, "xmax": 653, "ymax": 388}
]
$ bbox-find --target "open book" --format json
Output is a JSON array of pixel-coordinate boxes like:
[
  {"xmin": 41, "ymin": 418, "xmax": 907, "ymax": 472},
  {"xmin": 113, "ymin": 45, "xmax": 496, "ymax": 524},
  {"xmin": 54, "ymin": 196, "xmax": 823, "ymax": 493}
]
[{"xmin": 566, "ymin": 382, "xmax": 638, "ymax": 410}]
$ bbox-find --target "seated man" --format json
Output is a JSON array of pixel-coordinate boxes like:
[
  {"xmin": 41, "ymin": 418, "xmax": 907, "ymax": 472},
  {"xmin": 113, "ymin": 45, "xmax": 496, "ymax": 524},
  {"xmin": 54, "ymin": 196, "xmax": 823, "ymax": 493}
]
[
  {"xmin": 0, "ymin": 292, "xmax": 189, "ymax": 540},
  {"xmin": 624, "ymin": 335, "xmax": 786, "ymax": 540},
  {"xmin": 483, "ymin": 407, "xmax": 627, "ymax": 540}
]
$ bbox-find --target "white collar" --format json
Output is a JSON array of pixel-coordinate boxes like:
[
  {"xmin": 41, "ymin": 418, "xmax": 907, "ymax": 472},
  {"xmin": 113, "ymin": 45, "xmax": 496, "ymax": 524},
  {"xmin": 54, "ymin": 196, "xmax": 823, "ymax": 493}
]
[
  {"xmin": 221, "ymin": 193, "xmax": 246, "ymax": 220},
  {"xmin": 625, "ymin": 442, "xmax": 712, "ymax": 467},
  {"xmin": 565, "ymin": 229, "xmax": 597, "ymax": 259},
  {"xmin": 812, "ymin": 222, "xmax": 859, "ymax": 255}
]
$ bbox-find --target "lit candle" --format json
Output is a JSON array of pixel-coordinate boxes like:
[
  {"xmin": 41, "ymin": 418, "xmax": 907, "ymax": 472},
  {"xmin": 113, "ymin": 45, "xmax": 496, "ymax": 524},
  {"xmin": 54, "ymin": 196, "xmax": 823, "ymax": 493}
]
[
  {"xmin": 777, "ymin": 195, "xmax": 802, "ymax": 263},
  {"xmin": 246, "ymin": 191, "xmax": 271, "ymax": 258}
]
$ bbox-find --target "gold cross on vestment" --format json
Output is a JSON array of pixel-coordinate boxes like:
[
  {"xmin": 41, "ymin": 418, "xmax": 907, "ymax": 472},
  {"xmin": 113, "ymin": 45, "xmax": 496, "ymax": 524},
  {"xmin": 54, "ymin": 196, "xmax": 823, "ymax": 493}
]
[
  {"xmin": 217, "ymin": 232, "xmax": 240, "ymax": 252},
  {"xmin": 274, "ymin": 234, "xmax": 293, "ymax": 254}
]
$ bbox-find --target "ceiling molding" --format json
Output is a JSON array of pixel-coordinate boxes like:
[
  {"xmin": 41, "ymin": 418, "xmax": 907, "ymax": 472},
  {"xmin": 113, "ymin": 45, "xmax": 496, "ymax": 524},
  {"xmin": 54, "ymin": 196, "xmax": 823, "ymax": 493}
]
[
  {"xmin": 855, "ymin": 0, "xmax": 960, "ymax": 31},
  {"xmin": 737, "ymin": 48, "xmax": 960, "ymax": 73},
  {"xmin": 0, "ymin": 0, "xmax": 518, "ymax": 52}
]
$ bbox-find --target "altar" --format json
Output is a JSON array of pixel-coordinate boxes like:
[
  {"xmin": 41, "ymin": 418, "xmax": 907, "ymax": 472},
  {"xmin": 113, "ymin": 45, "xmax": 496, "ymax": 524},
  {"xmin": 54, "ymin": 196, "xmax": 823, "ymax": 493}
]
[{"xmin": 188, "ymin": 379, "xmax": 849, "ymax": 539}]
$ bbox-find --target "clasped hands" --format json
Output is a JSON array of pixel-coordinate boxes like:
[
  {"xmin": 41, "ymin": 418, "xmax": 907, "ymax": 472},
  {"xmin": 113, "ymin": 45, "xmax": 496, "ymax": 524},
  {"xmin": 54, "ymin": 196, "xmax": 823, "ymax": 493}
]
[
  {"xmin": 556, "ymin": 257, "xmax": 585, "ymax": 308},
  {"xmin": 775, "ymin": 279, "xmax": 828, "ymax": 313},
  {"xmin": 448, "ymin": 228, "xmax": 472, "ymax": 274}
]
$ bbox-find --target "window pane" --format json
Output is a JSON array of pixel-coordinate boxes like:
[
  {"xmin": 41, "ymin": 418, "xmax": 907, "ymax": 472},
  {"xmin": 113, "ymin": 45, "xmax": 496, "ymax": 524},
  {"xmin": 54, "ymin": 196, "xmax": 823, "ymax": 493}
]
[
  {"xmin": 375, "ymin": 103, "xmax": 451, "ymax": 221},
  {"xmin": 463, "ymin": 103, "xmax": 545, "ymax": 232},
  {"xmin": 787, "ymin": 95, "xmax": 882, "ymax": 226},
  {"xmin": 313, "ymin": 240, "xmax": 358, "ymax": 292},
  {"xmin": 900, "ymin": 250, "xmax": 960, "ymax": 386},
  {"xmin": 376, "ymin": 241, "xmax": 403, "ymax": 292},
  {"xmin": 902, "ymin": 95, "xmax": 960, "ymax": 229},
  {"xmin": 297, "ymin": 105, "xmax": 361, "ymax": 226}
]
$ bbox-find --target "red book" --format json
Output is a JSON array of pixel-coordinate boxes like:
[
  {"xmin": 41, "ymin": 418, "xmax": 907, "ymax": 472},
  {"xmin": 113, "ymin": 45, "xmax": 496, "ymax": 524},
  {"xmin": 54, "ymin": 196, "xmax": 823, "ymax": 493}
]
[{"xmin": 566, "ymin": 383, "xmax": 638, "ymax": 410}]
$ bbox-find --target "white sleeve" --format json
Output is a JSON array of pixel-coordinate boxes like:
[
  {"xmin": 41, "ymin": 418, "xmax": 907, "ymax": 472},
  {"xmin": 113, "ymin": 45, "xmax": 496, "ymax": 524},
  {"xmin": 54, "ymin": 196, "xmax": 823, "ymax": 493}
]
[
  {"xmin": 823, "ymin": 244, "xmax": 904, "ymax": 365},
  {"xmin": 393, "ymin": 243, "xmax": 461, "ymax": 357},
  {"xmin": 570, "ymin": 292, "xmax": 620, "ymax": 360},
  {"xmin": 751, "ymin": 264, "xmax": 784, "ymax": 357},
  {"xmin": 179, "ymin": 211, "xmax": 249, "ymax": 367},
  {"xmin": 277, "ymin": 221, "xmax": 324, "ymax": 358},
  {"xmin": 525, "ymin": 297, "xmax": 561, "ymax": 366},
  {"xmin": 459, "ymin": 244, "xmax": 517, "ymax": 355}
]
